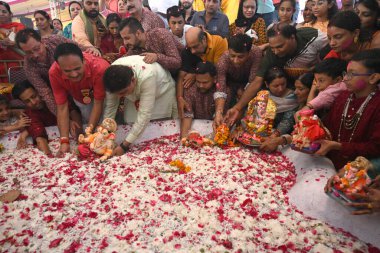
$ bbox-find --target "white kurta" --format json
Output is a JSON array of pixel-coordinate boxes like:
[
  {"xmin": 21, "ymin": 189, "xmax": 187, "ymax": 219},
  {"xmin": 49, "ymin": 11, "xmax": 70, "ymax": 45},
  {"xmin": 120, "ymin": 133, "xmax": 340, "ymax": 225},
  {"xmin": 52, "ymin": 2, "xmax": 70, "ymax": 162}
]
[{"xmin": 103, "ymin": 55, "xmax": 178, "ymax": 143}]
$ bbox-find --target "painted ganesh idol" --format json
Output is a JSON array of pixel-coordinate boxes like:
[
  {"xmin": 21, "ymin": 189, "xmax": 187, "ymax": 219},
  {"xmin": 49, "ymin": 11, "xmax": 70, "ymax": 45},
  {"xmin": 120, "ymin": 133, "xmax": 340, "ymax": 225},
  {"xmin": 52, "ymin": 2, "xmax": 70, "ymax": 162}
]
[
  {"xmin": 78, "ymin": 118, "xmax": 117, "ymax": 161},
  {"xmin": 236, "ymin": 90, "xmax": 277, "ymax": 146}
]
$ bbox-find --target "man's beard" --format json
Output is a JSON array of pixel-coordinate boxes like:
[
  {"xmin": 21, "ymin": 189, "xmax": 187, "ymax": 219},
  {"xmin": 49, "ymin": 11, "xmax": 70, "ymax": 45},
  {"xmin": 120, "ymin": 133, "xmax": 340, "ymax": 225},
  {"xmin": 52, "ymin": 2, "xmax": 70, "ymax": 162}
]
[
  {"xmin": 84, "ymin": 8, "xmax": 99, "ymax": 19},
  {"xmin": 181, "ymin": 2, "xmax": 192, "ymax": 10}
]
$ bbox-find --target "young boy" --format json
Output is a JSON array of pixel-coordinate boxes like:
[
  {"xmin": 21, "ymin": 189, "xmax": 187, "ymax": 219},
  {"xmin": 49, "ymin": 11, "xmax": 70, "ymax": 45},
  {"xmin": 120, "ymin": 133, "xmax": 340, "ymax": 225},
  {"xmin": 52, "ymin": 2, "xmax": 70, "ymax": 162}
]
[
  {"xmin": 306, "ymin": 58, "xmax": 347, "ymax": 110},
  {"xmin": 180, "ymin": 61, "xmax": 221, "ymax": 138},
  {"xmin": 0, "ymin": 94, "xmax": 30, "ymax": 138},
  {"xmin": 12, "ymin": 81, "xmax": 82, "ymax": 155}
]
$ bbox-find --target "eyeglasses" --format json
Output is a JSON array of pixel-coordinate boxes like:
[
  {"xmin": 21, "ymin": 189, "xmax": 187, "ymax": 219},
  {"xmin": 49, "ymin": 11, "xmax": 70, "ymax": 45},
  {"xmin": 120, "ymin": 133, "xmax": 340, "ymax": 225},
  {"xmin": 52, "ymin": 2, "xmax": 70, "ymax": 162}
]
[{"xmin": 342, "ymin": 71, "xmax": 372, "ymax": 80}]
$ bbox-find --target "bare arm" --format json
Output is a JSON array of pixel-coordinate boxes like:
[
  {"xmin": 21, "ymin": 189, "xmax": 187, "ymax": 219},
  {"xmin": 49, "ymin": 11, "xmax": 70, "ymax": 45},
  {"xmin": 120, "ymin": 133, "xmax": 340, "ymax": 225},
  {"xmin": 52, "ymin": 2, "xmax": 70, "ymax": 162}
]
[
  {"xmin": 180, "ymin": 117, "xmax": 193, "ymax": 139},
  {"xmin": 235, "ymin": 76, "xmax": 263, "ymax": 111},
  {"xmin": 87, "ymin": 99, "xmax": 104, "ymax": 131}
]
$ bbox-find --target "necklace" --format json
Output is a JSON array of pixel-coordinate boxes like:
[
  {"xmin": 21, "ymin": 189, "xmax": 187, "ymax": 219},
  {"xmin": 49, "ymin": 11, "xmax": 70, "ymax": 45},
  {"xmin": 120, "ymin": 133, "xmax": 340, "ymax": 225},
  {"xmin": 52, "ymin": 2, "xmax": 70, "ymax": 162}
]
[{"xmin": 338, "ymin": 91, "xmax": 376, "ymax": 143}]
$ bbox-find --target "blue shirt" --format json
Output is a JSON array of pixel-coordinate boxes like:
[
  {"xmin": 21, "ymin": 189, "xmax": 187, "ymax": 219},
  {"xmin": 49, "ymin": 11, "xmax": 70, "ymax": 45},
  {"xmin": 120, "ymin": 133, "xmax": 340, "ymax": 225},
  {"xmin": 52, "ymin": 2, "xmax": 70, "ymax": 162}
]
[
  {"xmin": 63, "ymin": 22, "xmax": 72, "ymax": 39},
  {"xmin": 190, "ymin": 10, "xmax": 229, "ymax": 38},
  {"xmin": 257, "ymin": 0, "xmax": 275, "ymax": 14}
]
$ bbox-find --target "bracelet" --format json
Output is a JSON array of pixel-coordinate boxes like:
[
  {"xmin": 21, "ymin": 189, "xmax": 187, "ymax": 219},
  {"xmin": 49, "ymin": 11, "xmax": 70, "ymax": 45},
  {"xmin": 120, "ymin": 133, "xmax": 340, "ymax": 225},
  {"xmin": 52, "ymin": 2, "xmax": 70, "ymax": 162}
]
[
  {"xmin": 60, "ymin": 137, "xmax": 69, "ymax": 144},
  {"xmin": 306, "ymin": 103, "xmax": 314, "ymax": 109},
  {"xmin": 119, "ymin": 142, "xmax": 130, "ymax": 153}
]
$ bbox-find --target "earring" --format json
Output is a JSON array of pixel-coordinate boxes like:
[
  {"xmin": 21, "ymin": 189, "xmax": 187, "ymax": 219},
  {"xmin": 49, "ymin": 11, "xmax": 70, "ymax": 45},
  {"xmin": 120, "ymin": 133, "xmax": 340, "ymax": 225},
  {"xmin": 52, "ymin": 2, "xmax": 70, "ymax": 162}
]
[{"xmin": 354, "ymin": 36, "xmax": 358, "ymax": 44}]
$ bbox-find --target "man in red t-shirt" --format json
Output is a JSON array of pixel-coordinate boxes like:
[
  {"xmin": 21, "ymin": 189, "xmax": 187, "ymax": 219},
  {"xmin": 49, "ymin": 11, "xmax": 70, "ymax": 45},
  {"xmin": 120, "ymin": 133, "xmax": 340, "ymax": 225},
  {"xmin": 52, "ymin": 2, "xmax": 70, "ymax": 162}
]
[
  {"xmin": 49, "ymin": 43, "xmax": 109, "ymax": 155},
  {"xmin": 11, "ymin": 80, "xmax": 81, "ymax": 155}
]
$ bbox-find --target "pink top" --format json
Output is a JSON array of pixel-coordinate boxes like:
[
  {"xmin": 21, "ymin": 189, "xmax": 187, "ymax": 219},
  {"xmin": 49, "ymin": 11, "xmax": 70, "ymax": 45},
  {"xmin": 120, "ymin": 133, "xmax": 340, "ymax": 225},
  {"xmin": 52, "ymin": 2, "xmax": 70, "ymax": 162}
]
[
  {"xmin": 49, "ymin": 53, "xmax": 109, "ymax": 105},
  {"xmin": 308, "ymin": 81, "xmax": 347, "ymax": 111}
]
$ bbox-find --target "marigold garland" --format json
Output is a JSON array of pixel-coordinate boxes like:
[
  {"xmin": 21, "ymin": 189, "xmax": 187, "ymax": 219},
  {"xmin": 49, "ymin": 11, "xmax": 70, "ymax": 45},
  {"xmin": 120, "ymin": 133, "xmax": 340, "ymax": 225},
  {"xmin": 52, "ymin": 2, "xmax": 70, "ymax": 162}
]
[
  {"xmin": 214, "ymin": 124, "xmax": 230, "ymax": 146},
  {"xmin": 169, "ymin": 159, "xmax": 191, "ymax": 173}
]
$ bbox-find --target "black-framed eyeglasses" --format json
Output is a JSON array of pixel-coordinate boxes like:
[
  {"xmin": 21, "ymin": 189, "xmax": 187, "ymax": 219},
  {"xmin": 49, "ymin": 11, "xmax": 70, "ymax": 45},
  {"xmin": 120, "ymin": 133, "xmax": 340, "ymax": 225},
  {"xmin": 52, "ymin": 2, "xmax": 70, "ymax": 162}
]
[{"xmin": 342, "ymin": 71, "xmax": 372, "ymax": 80}]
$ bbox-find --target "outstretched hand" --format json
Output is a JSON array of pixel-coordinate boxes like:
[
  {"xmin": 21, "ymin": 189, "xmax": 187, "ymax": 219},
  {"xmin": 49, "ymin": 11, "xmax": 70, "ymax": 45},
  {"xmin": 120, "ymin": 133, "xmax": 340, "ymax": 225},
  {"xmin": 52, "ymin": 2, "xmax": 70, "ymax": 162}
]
[
  {"xmin": 347, "ymin": 188, "xmax": 380, "ymax": 215},
  {"xmin": 224, "ymin": 107, "xmax": 240, "ymax": 127}
]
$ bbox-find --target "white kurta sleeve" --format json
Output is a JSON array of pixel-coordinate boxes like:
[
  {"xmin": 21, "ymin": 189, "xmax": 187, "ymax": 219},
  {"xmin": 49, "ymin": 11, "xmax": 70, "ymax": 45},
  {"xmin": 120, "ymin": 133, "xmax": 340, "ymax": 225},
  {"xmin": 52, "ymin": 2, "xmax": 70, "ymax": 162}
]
[
  {"xmin": 103, "ymin": 91, "xmax": 120, "ymax": 120},
  {"xmin": 125, "ymin": 76, "xmax": 157, "ymax": 143}
]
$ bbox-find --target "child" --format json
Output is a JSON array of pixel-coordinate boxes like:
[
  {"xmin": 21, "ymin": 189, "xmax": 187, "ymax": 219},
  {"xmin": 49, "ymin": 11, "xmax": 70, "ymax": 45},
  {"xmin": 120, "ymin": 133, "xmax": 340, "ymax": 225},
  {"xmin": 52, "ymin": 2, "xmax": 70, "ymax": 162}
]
[
  {"xmin": 306, "ymin": 58, "xmax": 347, "ymax": 109},
  {"xmin": 268, "ymin": 0, "xmax": 297, "ymax": 29},
  {"xmin": 0, "ymin": 94, "xmax": 30, "ymax": 139},
  {"xmin": 302, "ymin": 0, "xmax": 338, "ymax": 34},
  {"xmin": 316, "ymin": 49, "xmax": 380, "ymax": 169},
  {"xmin": 181, "ymin": 61, "xmax": 221, "ymax": 138},
  {"xmin": 259, "ymin": 67, "xmax": 299, "ymax": 152}
]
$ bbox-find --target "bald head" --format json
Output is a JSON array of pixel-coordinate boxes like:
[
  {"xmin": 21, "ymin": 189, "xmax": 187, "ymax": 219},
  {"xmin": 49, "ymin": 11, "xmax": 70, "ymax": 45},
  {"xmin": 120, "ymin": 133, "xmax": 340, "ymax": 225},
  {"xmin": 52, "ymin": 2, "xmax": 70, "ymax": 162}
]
[{"xmin": 185, "ymin": 27, "xmax": 208, "ymax": 57}]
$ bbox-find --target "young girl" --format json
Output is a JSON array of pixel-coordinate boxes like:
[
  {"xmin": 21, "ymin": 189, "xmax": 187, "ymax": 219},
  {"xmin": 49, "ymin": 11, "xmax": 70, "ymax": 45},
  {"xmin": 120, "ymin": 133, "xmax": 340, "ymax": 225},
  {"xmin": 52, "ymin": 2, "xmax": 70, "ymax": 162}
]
[
  {"xmin": 268, "ymin": 0, "xmax": 297, "ymax": 29},
  {"xmin": 0, "ymin": 95, "xmax": 30, "ymax": 146},
  {"xmin": 316, "ymin": 49, "xmax": 380, "ymax": 170},
  {"xmin": 260, "ymin": 69, "xmax": 314, "ymax": 152},
  {"xmin": 303, "ymin": 0, "xmax": 338, "ymax": 34},
  {"xmin": 259, "ymin": 67, "xmax": 299, "ymax": 152}
]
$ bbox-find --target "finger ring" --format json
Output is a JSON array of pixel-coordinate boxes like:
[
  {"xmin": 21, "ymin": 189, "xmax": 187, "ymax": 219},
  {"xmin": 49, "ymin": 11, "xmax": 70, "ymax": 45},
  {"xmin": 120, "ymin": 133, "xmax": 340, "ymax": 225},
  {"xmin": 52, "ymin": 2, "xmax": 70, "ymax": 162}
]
[{"xmin": 367, "ymin": 203, "xmax": 373, "ymax": 209}]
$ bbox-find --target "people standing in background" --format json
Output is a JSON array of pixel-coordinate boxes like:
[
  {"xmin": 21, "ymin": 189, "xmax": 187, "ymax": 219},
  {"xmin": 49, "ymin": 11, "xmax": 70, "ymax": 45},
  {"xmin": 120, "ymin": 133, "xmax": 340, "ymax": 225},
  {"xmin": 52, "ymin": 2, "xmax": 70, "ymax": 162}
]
[
  {"xmin": 100, "ymin": 0, "xmax": 115, "ymax": 17},
  {"xmin": 125, "ymin": 0, "xmax": 165, "ymax": 31},
  {"xmin": 167, "ymin": 6, "xmax": 193, "ymax": 46},
  {"xmin": 52, "ymin": 19, "xmax": 63, "ymax": 31},
  {"xmin": 34, "ymin": 10, "xmax": 63, "ymax": 38},
  {"xmin": 229, "ymin": 0, "xmax": 268, "ymax": 46},
  {"xmin": 63, "ymin": 1, "xmax": 82, "ymax": 39},
  {"xmin": 257, "ymin": 0, "xmax": 277, "ymax": 27},
  {"xmin": 302, "ymin": 0, "xmax": 338, "ymax": 34},
  {"xmin": 297, "ymin": 0, "xmax": 314, "ymax": 27},
  {"xmin": 117, "ymin": 0, "xmax": 129, "ymax": 18},
  {"xmin": 340, "ymin": 0, "xmax": 354, "ymax": 11},
  {"xmin": 180, "ymin": 0, "xmax": 196, "ymax": 24},
  {"xmin": 0, "ymin": 1, "xmax": 25, "ymax": 83},
  {"xmin": 355, "ymin": 0, "xmax": 380, "ymax": 49},
  {"xmin": 268, "ymin": 0, "xmax": 297, "ymax": 29},
  {"xmin": 101, "ymin": 13, "xmax": 125, "ymax": 63},
  {"xmin": 190, "ymin": 0, "xmax": 230, "ymax": 38},
  {"xmin": 72, "ymin": 0, "xmax": 107, "ymax": 56}
]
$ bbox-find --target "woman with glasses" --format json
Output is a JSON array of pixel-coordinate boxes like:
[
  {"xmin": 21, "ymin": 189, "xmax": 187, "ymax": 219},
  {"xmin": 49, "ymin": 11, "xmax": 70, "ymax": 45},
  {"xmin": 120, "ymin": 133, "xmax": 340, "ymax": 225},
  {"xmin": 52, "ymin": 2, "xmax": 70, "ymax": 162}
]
[
  {"xmin": 63, "ymin": 1, "xmax": 82, "ymax": 39},
  {"xmin": 229, "ymin": 0, "xmax": 268, "ymax": 46},
  {"xmin": 0, "ymin": 1, "xmax": 25, "ymax": 83},
  {"xmin": 100, "ymin": 13, "xmax": 125, "ymax": 63},
  {"xmin": 314, "ymin": 49, "xmax": 380, "ymax": 170}
]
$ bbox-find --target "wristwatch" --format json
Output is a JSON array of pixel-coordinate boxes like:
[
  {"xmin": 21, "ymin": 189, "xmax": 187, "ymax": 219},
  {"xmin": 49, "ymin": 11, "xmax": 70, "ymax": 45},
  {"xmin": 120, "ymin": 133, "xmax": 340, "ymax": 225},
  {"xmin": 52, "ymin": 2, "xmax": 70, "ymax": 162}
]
[{"xmin": 119, "ymin": 141, "xmax": 130, "ymax": 153}]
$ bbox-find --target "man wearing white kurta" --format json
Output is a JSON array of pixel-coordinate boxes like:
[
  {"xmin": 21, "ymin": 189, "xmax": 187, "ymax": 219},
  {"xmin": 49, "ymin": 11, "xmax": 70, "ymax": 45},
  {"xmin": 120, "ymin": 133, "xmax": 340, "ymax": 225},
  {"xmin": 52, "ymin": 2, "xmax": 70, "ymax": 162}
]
[{"xmin": 103, "ymin": 55, "xmax": 177, "ymax": 155}]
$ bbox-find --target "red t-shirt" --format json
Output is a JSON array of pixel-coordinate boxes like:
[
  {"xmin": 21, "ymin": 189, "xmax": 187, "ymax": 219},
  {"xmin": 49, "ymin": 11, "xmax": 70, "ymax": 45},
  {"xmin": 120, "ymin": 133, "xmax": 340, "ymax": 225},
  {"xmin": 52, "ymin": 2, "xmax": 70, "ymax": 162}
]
[
  {"xmin": 49, "ymin": 53, "xmax": 109, "ymax": 105},
  {"xmin": 25, "ymin": 106, "xmax": 56, "ymax": 142}
]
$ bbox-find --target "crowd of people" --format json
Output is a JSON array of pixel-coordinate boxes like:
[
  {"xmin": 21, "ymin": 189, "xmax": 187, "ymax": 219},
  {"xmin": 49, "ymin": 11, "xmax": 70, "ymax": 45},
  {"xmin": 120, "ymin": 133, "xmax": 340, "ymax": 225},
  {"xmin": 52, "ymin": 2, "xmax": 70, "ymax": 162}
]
[{"xmin": 1, "ymin": 0, "xmax": 380, "ymax": 213}]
